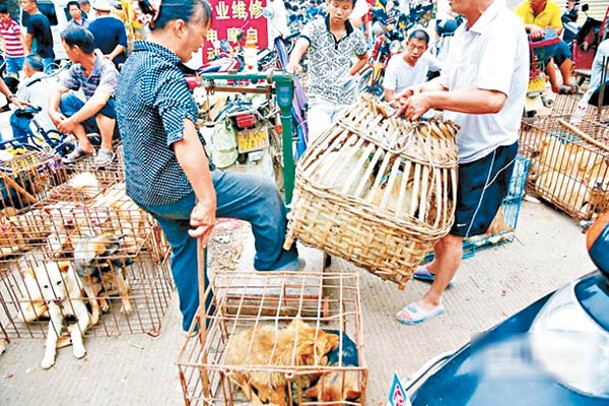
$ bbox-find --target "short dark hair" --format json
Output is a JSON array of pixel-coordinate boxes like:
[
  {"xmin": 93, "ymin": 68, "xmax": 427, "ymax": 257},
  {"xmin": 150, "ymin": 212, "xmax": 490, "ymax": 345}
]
[
  {"xmin": 24, "ymin": 54, "xmax": 44, "ymax": 72},
  {"xmin": 61, "ymin": 27, "xmax": 95, "ymax": 54},
  {"xmin": 67, "ymin": 1, "xmax": 81, "ymax": 10},
  {"xmin": 0, "ymin": 4, "xmax": 8, "ymax": 14},
  {"xmin": 408, "ymin": 29, "xmax": 430, "ymax": 44},
  {"xmin": 140, "ymin": 0, "xmax": 213, "ymax": 31}
]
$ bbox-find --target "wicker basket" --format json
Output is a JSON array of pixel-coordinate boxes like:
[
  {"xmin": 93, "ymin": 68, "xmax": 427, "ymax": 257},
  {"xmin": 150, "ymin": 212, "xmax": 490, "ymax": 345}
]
[{"xmin": 285, "ymin": 95, "xmax": 459, "ymax": 289}]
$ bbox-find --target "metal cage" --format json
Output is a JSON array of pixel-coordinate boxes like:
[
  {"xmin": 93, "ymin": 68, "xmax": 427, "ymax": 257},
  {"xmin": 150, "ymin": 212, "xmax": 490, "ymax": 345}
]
[
  {"xmin": 519, "ymin": 117, "xmax": 609, "ymax": 220},
  {"xmin": 0, "ymin": 249, "xmax": 173, "ymax": 340},
  {"xmin": 177, "ymin": 271, "xmax": 368, "ymax": 405}
]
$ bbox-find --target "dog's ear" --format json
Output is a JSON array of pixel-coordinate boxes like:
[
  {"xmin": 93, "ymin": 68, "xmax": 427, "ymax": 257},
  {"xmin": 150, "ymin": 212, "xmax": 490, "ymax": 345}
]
[
  {"xmin": 93, "ymin": 234, "xmax": 121, "ymax": 256},
  {"xmin": 57, "ymin": 261, "xmax": 71, "ymax": 273},
  {"xmin": 326, "ymin": 333, "xmax": 339, "ymax": 352}
]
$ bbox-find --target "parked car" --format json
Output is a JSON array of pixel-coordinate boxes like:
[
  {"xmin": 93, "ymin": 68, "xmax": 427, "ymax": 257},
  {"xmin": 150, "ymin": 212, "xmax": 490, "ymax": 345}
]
[{"xmin": 405, "ymin": 214, "xmax": 609, "ymax": 405}]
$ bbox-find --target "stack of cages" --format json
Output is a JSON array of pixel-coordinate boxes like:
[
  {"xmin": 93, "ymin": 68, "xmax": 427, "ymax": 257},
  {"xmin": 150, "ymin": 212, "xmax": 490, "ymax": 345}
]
[
  {"xmin": 177, "ymin": 271, "xmax": 368, "ymax": 405},
  {"xmin": 519, "ymin": 116, "xmax": 609, "ymax": 220},
  {"xmin": 0, "ymin": 151, "xmax": 68, "ymax": 341},
  {"xmin": 0, "ymin": 162, "xmax": 173, "ymax": 341}
]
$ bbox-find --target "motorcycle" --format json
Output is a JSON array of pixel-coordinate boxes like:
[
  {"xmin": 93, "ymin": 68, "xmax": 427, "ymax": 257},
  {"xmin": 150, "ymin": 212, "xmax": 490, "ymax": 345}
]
[
  {"xmin": 359, "ymin": 19, "xmax": 404, "ymax": 98},
  {"xmin": 434, "ymin": 14, "xmax": 465, "ymax": 62},
  {"xmin": 405, "ymin": 1, "xmax": 434, "ymax": 30},
  {"xmin": 571, "ymin": 4, "xmax": 606, "ymax": 75}
]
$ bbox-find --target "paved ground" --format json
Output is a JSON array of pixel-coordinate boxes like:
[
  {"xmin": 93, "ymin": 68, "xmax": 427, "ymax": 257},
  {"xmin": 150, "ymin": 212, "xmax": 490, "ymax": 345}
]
[{"xmin": 0, "ymin": 195, "xmax": 594, "ymax": 405}]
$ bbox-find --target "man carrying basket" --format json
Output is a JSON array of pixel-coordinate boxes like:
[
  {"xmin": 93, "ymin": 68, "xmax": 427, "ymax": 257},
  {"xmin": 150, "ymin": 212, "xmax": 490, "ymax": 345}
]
[{"xmin": 394, "ymin": 0, "xmax": 529, "ymax": 325}]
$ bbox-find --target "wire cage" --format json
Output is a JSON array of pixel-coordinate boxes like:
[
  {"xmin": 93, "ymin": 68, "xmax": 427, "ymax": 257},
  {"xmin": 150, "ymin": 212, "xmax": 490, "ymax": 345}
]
[
  {"xmin": 0, "ymin": 247, "xmax": 174, "ymax": 340},
  {"xmin": 0, "ymin": 151, "xmax": 67, "ymax": 211},
  {"xmin": 38, "ymin": 182, "xmax": 160, "ymax": 261},
  {"xmin": 285, "ymin": 95, "xmax": 459, "ymax": 289},
  {"xmin": 551, "ymin": 93, "xmax": 609, "ymax": 121},
  {"xmin": 466, "ymin": 155, "xmax": 531, "ymax": 249},
  {"xmin": 60, "ymin": 144, "xmax": 125, "ymax": 189},
  {"xmin": 519, "ymin": 117, "xmax": 609, "ymax": 220},
  {"xmin": 177, "ymin": 271, "xmax": 368, "ymax": 406}
]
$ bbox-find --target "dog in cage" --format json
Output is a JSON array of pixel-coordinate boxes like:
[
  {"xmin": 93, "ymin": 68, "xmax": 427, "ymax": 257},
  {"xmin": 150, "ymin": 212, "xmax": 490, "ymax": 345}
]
[
  {"xmin": 224, "ymin": 318, "xmax": 340, "ymax": 406},
  {"xmin": 73, "ymin": 233, "xmax": 132, "ymax": 325},
  {"xmin": 89, "ymin": 183, "xmax": 151, "ymax": 256},
  {"xmin": 302, "ymin": 330, "xmax": 362, "ymax": 402},
  {"xmin": 21, "ymin": 261, "xmax": 91, "ymax": 369}
]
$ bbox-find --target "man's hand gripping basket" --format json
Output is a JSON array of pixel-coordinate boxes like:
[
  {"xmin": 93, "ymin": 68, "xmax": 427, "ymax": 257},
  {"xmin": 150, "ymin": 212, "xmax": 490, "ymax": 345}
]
[{"xmin": 284, "ymin": 95, "xmax": 459, "ymax": 289}]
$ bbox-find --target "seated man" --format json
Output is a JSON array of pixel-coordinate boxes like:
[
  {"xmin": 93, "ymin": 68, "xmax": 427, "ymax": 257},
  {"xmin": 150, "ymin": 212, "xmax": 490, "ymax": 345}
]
[
  {"xmin": 383, "ymin": 29, "xmax": 442, "ymax": 106},
  {"xmin": 48, "ymin": 27, "xmax": 117, "ymax": 166},
  {"xmin": 10, "ymin": 55, "xmax": 57, "ymax": 141},
  {"xmin": 515, "ymin": 0, "xmax": 576, "ymax": 94}
]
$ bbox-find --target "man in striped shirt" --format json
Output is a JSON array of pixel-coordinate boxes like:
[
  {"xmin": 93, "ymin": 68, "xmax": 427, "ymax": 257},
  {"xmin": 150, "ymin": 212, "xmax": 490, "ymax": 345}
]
[{"xmin": 0, "ymin": 4, "xmax": 26, "ymax": 77}]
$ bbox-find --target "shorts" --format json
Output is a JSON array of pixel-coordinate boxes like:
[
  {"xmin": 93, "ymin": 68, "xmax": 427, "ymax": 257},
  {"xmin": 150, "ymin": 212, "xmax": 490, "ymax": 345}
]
[
  {"xmin": 59, "ymin": 92, "xmax": 116, "ymax": 134},
  {"xmin": 450, "ymin": 142, "xmax": 518, "ymax": 238},
  {"xmin": 5, "ymin": 57, "xmax": 24, "ymax": 75}
]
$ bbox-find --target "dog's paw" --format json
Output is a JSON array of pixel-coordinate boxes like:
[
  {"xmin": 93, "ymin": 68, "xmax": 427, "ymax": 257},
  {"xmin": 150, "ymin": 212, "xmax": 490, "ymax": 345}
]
[
  {"xmin": 41, "ymin": 356, "xmax": 55, "ymax": 369},
  {"xmin": 100, "ymin": 299, "xmax": 110, "ymax": 313},
  {"xmin": 89, "ymin": 313, "xmax": 99, "ymax": 325},
  {"xmin": 73, "ymin": 346, "xmax": 86, "ymax": 359},
  {"xmin": 120, "ymin": 302, "xmax": 132, "ymax": 315}
]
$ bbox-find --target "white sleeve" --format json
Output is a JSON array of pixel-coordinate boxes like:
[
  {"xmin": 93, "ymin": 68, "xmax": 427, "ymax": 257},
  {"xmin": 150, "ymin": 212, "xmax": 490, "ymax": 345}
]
[
  {"xmin": 426, "ymin": 53, "xmax": 444, "ymax": 72},
  {"xmin": 383, "ymin": 57, "xmax": 398, "ymax": 90},
  {"xmin": 476, "ymin": 27, "xmax": 520, "ymax": 95}
]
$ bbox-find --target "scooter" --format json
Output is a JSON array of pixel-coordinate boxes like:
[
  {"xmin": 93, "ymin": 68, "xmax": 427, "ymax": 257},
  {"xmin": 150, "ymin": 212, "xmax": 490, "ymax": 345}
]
[{"xmin": 524, "ymin": 31, "xmax": 561, "ymax": 118}]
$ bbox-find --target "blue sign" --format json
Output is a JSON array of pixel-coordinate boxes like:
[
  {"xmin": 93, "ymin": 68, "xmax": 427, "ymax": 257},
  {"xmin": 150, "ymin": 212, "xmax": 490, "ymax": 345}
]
[{"xmin": 387, "ymin": 372, "xmax": 411, "ymax": 406}]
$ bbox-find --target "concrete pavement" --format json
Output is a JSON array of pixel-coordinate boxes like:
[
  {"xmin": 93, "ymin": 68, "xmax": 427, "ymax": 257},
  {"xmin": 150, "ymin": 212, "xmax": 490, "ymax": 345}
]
[{"xmin": 0, "ymin": 196, "xmax": 594, "ymax": 405}]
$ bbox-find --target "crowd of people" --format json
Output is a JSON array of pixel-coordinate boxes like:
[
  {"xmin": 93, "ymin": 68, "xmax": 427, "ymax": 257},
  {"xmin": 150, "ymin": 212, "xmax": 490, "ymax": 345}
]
[
  {"xmin": 0, "ymin": 0, "xmax": 606, "ymax": 331},
  {"xmin": 0, "ymin": 0, "xmax": 131, "ymax": 166}
]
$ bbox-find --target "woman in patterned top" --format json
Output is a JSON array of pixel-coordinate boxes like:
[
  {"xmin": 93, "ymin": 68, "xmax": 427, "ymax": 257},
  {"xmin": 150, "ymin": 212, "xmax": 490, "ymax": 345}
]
[
  {"xmin": 116, "ymin": 0, "xmax": 303, "ymax": 332},
  {"xmin": 287, "ymin": 0, "xmax": 369, "ymax": 142}
]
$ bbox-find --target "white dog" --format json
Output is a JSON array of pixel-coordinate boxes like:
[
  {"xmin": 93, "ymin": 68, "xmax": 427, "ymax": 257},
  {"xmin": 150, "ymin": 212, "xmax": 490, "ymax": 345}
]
[{"xmin": 29, "ymin": 261, "xmax": 91, "ymax": 369}]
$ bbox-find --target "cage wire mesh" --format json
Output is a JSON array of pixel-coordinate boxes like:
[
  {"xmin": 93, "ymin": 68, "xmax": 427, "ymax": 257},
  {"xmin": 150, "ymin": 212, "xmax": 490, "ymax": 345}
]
[
  {"xmin": 0, "ymin": 246, "xmax": 173, "ymax": 339},
  {"xmin": 551, "ymin": 93, "xmax": 609, "ymax": 122},
  {"xmin": 519, "ymin": 117, "xmax": 609, "ymax": 220},
  {"xmin": 0, "ymin": 151, "xmax": 67, "ymax": 212},
  {"xmin": 177, "ymin": 271, "xmax": 368, "ymax": 405}
]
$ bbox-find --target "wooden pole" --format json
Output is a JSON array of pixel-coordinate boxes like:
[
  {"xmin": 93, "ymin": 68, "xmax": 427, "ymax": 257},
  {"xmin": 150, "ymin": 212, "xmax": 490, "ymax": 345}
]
[
  {"xmin": 0, "ymin": 171, "xmax": 37, "ymax": 204},
  {"xmin": 558, "ymin": 119, "xmax": 609, "ymax": 154}
]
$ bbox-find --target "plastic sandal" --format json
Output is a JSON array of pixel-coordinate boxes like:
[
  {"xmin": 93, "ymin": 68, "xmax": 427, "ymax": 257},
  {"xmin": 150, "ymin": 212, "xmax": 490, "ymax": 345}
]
[
  {"xmin": 62, "ymin": 146, "xmax": 91, "ymax": 163},
  {"xmin": 396, "ymin": 302, "xmax": 446, "ymax": 325}
]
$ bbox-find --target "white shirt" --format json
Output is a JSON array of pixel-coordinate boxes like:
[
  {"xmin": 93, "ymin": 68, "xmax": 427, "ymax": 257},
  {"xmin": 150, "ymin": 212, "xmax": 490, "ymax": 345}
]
[
  {"xmin": 15, "ymin": 72, "xmax": 58, "ymax": 132},
  {"xmin": 584, "ymin": 39, "xmax": 609, "ymax": 101},
  {"xmin": 383, "ymin": 52, "xmax": 443, "ymax": 94},
  {"xmin": 440, "ymin": 0, "xmax": 528, "ymax": 163}
]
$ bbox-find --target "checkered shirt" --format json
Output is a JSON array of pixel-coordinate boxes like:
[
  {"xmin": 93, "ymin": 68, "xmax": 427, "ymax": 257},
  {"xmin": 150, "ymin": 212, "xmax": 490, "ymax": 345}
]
[
  {"xmin": 300, "ymin": 16, "xmax": 367, "ymax": 104},
  {"xmin": 116, "ymin": 41, "xmax": 200, "ymax": 207},
  {"xmin": 61, "ymin": 56, "xmax": 118, "ymax": 100}
]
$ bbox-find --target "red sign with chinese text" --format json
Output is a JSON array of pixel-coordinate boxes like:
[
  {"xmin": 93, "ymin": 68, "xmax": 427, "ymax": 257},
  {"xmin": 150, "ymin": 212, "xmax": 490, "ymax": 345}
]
[{"xmin": 203, "ymin": 0, "xmax": 269, "ymax": 63}]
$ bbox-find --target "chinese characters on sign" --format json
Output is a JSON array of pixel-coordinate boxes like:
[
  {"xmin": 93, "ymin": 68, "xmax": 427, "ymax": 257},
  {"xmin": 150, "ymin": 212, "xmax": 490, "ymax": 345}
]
[{"xmin": 202, "ymin": 0, "xmax": 269, "ymax": 63}]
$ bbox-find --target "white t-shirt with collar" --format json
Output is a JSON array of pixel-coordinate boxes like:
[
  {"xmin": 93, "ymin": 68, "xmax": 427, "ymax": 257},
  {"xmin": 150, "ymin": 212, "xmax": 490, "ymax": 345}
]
[
  {"xmin": 383, "ymin": 52, "xmax": 443, "ymax": 95},
  {"xmin": 440, "ymin": 0, "xmax": 528, "ymax": 164}
]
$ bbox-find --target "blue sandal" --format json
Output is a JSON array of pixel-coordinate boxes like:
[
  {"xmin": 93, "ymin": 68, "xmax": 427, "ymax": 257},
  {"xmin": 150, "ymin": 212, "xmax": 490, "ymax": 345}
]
[
  {"xmin": 396, "ymin": 302, "xmax": 446, "ymax": 325},
  {"xmin": 413, "ymin": 265, "xmax": 457, "ymax": 286}
]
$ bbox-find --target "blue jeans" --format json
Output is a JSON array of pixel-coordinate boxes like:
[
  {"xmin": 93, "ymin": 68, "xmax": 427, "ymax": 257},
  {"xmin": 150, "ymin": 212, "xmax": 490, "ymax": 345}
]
[
  {"xmin": 60, "ymin": 93, "xmax": 116, "ymax": 134},
  {"xmin": 42, "ymin": 57, "xmax": 55, "ymax": 74},
  {"xmin": 9, "ymin": 113, "xmax": 35, "ymax": 142},
  {"xmin": 6, "ymin": 57, "xmax": 24, "ymax": 76},
  {"xmin": 139, "ymin": 170, "xmax": 298, "ymax": 331}
]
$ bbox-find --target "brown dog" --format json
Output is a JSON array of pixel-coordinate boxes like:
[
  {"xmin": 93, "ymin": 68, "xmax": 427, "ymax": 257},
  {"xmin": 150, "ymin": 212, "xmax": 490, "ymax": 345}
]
[
  {"xmin": 303, "ymin": 370, "xmax": 362, "ymax": 402},
  {"xmin": 224, "ymin": 319, "xmax": 339, "ymax": 406}
]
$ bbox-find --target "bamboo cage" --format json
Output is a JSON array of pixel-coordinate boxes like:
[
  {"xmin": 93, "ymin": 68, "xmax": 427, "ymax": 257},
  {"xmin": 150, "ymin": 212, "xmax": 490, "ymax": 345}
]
[
  {"xmin": 284, "ymin": 95, "xmax": 458, "ymax": 289},
  {"xmin": 519, "ymin": 117, "xmax": 609, "ymax": 220},
  {"xmin": 177, "ymin": 271, "xmax": 367, "ymax": 406}
]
